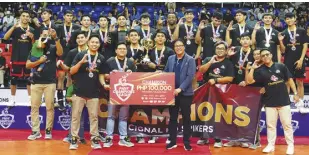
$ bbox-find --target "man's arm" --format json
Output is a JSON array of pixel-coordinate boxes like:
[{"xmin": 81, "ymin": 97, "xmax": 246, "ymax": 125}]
[
  {"xmin": 3, "ymin": 24, "xmax": 17, "ymax": 40},
  {"xmin": 26, "ymin": 56, "xmax": 47, "ymax": 69}
]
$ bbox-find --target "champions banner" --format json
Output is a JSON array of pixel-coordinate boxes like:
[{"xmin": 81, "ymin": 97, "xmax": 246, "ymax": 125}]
[{"xmin": 100, "ymin": 84, "xmax": 262, "ymax": 143}]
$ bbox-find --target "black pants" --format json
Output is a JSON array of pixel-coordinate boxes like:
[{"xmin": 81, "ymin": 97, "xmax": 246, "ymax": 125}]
[{"xmin": 168, "ymin": 94, "xmax": 192, "ymax": 145}]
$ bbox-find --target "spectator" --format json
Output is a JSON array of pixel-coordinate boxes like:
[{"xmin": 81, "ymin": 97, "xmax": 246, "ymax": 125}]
[
  {"xmin": 77, "ymin": 10, "xmax": 83, "ymax": 21},
  {"xmin": 177, "ymin": 6, "xmax": 185, "ymax": 18},
  {"xmin": 0, "ymin": 49, "xmax": 5, "ymax": 88},
  {"xmin": 3, "ymin": 11, "xmax": 14, "ymax": 27},
  {"xmin": 112, "ymin": 7, "xmax": 119, "ymax": 17},
  {"xmin": 0, "ymin": 21, "xmax": 9, "ymax": 32},
  {"xmin": 247, "ymin": 15, "xmax": 257, "ymax": 28},
  {"xmin": 108, "ymin": 11, "xmax": 117, "ymax": 26},
  {"xmin": 224, "ymin": 8, "xmax": 234, "ymax": 25},
  {"xmin": 278, "ymin": 8, "xmax": 286, "ymax": 20},
  {"xmin": 267, "ymin": 6, "xmax": 275, "ymax": 14},
  {"xmin": 254, "ymin": 4, "xmax": 265, "ymax": 16},
  {"xmin": 298, "ymin": 17, "xmax": 306, "ymax": 29},
  {"xmin": 123, "ymin": 6, "xmax": 131, "ymax": 27},
  {"xmin": 257, "ymin": 9, "xmax": 264, "ymax": 21},
  {"xmin": 166, "ymin": 2, "xmax": 176, "ymax": 12},
  {"xmin": 90, "ymin": 20, "xmax": 99, "ymax": 30},
  {"xmin": 130, "ymin": 6, "xmax": 140, "ymax": 21},
  {"xmin": 272, "ymin": 16, "xmax": 284, "ymax": 32}
]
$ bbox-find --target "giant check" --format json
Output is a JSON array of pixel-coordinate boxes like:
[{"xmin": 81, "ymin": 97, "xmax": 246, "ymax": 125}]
[{"xmin": 110, "ymin": 72, "xmax": 175, "ymax": 105}]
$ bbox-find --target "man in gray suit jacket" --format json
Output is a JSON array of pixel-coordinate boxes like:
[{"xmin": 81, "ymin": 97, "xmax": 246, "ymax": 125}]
[{"xmin": 164, "ymin": 39, "xmax": 196, "ymax": 151}]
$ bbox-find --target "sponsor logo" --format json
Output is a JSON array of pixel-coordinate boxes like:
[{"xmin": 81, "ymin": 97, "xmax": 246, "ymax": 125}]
[
  {"xmin": 58, "ymin": 109, "xmax": 71, "ymax": 130},
  {"xmin": 0, "ymin": 98, "xmax": 9, "ymax": 103},
  {"xmin": 26, "ymin": 114, "xmax": 43, "ymax": 128},
  {"xmin": 113, "ymin": 74, "xmax": 135, "ymax": 102},
  {"xmin": 0, "ymin": 108, "xmax": 15, "ymax": 129},
  {"xmin": 270, "ymin": 75, "xmax": 278, "ymax": 81},
  {"xmin": 213, "ymin": 68, "xmax": 220, "ymax": 75}
]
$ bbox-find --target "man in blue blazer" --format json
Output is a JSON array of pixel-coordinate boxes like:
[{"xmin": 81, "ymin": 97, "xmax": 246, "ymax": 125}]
[{"xmin": 164, "ymin": 39, "xmax": 196, "ymax": 151}]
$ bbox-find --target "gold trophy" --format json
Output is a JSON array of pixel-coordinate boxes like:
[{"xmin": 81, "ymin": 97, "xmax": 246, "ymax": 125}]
[{"xmin": 141, "ymin": 38, "xmax": 153, "ymax": 65}]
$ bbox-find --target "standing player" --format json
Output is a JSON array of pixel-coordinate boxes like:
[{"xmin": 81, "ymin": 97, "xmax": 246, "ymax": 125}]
[
  {"xmin": 280, "ymin": 12, "xmax": 308, "ymax": 100},
  {"xmin": 252, "ymin": 13, "xmax": 281, "ymax": 62},
  {"xmin": 162, "ymin": 12, "xmax": 178, "ymax": 48},
  {"xmin": 196, "ymin": 12, "xmax": 227, "ymax": 60},
  {"xmin": 173, "ymin": 9, "xmax": 200, "ymax": 58},
  {"xmin": 226, "ymin": 9, "xmax": 253, "ymax": 47},
  {"xmin": 3, "ymin": 10, "xmax": 34, "ymax": 108}
]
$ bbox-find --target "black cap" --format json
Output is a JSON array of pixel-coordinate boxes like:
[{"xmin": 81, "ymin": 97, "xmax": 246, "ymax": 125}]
[
  {"xmin": 140, "ymin": 13, "xmax": 151, "ymax": 20},
  {"xmin": 184, "ymin": 9, "xmax": 194, "ymax": 15},
  {"xmin": 285, "ymin": 12, "xmax": 295, "ymax": 19}
]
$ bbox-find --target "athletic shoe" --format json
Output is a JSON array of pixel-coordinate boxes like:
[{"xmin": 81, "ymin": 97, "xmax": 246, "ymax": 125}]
[
  {"xmin": 223, "ymin": 141, "xmax": 240, "ymax": 147},
  {"xmin": 214, "ymin": 142, "xmax": 223, "ymax": 148},
  {"xmin": 91, "ymin": 137, "xmax": 102, "ymax": 149},
  {"xmin": 118, "ymin": 137, "xmax": 134, "ymax": 147},
  {"xmin": 69, "ymin": 137, "xmax": 78, "ymax": 150},
  {"xmin": 166, "ymin": 143, "xmax": 177, "ymax": 150},
  {"xmin": 45, "ymin": 128, "xmax": 52, "ymax": 139},
  {"xmin": 103, "ymin": 137, "xmax": 113, "ymax": 148},
  {"xmin": 79, "ymin": 139, "xmax": 87, "ymax": 144},
  {"xmin": 262, "ymin": 144, "xmax": 275, "ymax": 153},
  {"xmin": 248, "ymin": 142, "xmax": 261, "ymax": 150},
  {"xmin": 166, "ymin": 138, "xmax": 171, "ymax": 144},
  {"xmin": 240, "ymin": 142, "xmax": 249, "ymax": 148},
  {"xmin": 136, "ymin": 137, "xmax": 145, "ymax": 144},
  {"xmin": 27, "ymin": 131, "xmax": 42, "ymax": 140},
  {"xmin": 184, "ymin": 144, "xmax": 192, "ymax": 151},
  {"xmin": 197, "ymin": 138, "xmax": 209, "ymax": 145},
  {"xmin": 63, "ymin": 136, "xmax": 70, "ymax": 143},
  {"xmin": 148, "ymin": 137, "xmax": 158, "ymax": 144}
]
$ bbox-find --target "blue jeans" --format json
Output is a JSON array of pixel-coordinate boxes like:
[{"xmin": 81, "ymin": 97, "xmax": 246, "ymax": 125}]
[
  {"xmin": 67, "ymin": 107, "xmax": 85, "ymax": 140},
  {"xmin": 30, "ymin": 56, "xmax": 45, "ymax": 73},
  {"xmin": 106, "ymin": 104, "xmax": 129, "ymax": 140}
]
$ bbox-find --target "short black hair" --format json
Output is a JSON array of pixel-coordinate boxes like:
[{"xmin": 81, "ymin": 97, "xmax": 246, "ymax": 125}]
[
  {"xmin": 184, "ymin": 9, "xmax": 194, "ymax": 15},
  {"xmin": 41, "ymin": 8, "xmax": 52, "ymax": 15},
  {"xmin": 212, "ymin": 12, "xmax": 223, "ymax": 20},
  {"xmin": 260, "ymin": 48, "xmax": 271, "ymax": 54},
  {"xmin": 140, "ymin": 13, "xmax": 150, "ymax": 20},
  {"xmin": 173, "ymin": 38, "xmax": 185, "ymax": 47},
  {"xmin": 285, "ymin": 12, "xmax": 295, "ymax": 19},
  {"xmin": 20, "ymin": 10, "xmax": 30, "ymax": 15},
  {"xmin": 75, "ymin": 31, "xmax": 86, "ymax": 38},
  {"xmin": 214, "ymin": 41, "xmax": 228, "ymax": 49},
  {"xmin": 117, "ymin": 42, "xmax": 126, "ymax": 48},
  {"xmin": 240, "ymin": 32, "xmax": 251, "ymax": 39},
  {"xmin": 98, "ymin": 15, "xmax": 110, "ymax": 24},
  {"xmin": 167, "ymin": 12, "xmax": 177, "ymax": 17},
  {"xmin": 117, "ymin": 13, "xmax": 126, "ymax": 19},
  {"xmin": 262, "ymin": 13, "xmax": 274, "ymax": 19},
  {"xmin": 81, "ymin": 14, "xmax": 91, "ymax": 21},
  {"xmin": 235, "ymin": 9, "xmax": 247, "ymax": 16},
  {"xmin": 64, "ymin": 10, "xmax": 73, "ymax": 15},
  {"xmin": 128, "ymin": 29, "xmax": 139, "ymax": 36},
  {"xmin": 88, "ymin": 34, "xmax": 101, "ymax": 42},
  {"xmin": 155, "ymin": 30, "xmax": 167, "ymax": 38}
]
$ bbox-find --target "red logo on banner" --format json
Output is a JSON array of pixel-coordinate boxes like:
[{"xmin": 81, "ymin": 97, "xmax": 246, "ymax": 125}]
[{"xmin": 113, "ymin": 77, "xmax": 135, "ymax": 102}]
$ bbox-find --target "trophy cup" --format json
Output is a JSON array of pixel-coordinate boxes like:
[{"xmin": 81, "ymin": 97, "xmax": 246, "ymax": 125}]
[{"xmin": 141, "ymin": 38, "xmax": 153, "ymax": 65}]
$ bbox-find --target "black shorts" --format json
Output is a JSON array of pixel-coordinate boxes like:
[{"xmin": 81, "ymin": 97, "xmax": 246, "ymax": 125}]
[
  {"xmin": 286, "ymin": 62, "xmax": 306, "ymax": 79},
  {"xmin": 11, "ymin": 63, "xmax": 30, "ymax": 77}
]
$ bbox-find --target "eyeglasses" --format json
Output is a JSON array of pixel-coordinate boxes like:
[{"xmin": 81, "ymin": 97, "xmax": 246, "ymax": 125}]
[
  {"xmin": 175, "ymin": 45, "xmax": 184, "ymax": 48},
  {"xmin": 215, "ymin": 47, "xmax": 226, "ymax": 51},
  {"xmin": 261, "ymin": 53, "xmax": 270, "ymax": 58}
]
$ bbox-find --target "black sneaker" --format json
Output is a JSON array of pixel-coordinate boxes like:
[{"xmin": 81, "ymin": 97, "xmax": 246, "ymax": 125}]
[
  {"xmin": 184, "ymin": 143, "xmax": 192, "ymax": 151},
  {"xmin": 166, "ymin": 143, "xmax": 177, "ymax": 150},
  {"xmin": 45, "ymin": 128, "xmax": 52, "ymax": 139},
  {"xmin": 91, "ymin": 137, "xmax": 102, "ymax": 149},
  {"xmin": 69, "ymin": 137, "xmax": 78, "ymax": 150},
  {"xmin": 79, "ymin": 139, "xmax": 87, "ymax": 144}
]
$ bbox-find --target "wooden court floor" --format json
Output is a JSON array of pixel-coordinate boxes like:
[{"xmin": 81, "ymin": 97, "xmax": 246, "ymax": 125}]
[{"xmin": 0, "ymin": 140, "xmax": 308, "ymax": 155}]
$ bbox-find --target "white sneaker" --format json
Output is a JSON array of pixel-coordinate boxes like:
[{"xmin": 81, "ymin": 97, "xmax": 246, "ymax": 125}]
[
  {"xmin": 0, "ymin": 84, "xmax": 4, "ymax": 88},
  {"xmin": 148, "ymin": 137, "xmax": 158, "ymax": 144},
  {"xmin": 240, "ymin": 142, "xmax": 249, "ymax": 148},
  {"xmin": 223, "ymin": 141, "xmax": 240, "ymax": 147},
  {"xmin": 262, "ymin": 144, "xmax": 275, "ymax": 153},
  {"xmin": 214, "ymin": 142, "xmax": 223, "ymax": 148},
  {"xmin": 166, "ymin": 139, "xmax": 171, "ymax": 144},
  {"xmin": 286, "ymin": 145, "xmax": 294, "ymax": 155},
  {"xmin": 136, "ymin": 137, "xmax": 145, "ymax": 144}
]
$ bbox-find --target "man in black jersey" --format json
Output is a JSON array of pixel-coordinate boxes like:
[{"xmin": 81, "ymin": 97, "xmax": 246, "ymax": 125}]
[
  {"xmin": 3, "ymin": 10, "xmax": 34, "ymax": 108},
  {"xmin": 173, "ymin": 9, "xmax": 200, "ymax": 58},
  {"xmin": 34, "ymin": 8, "xmax": 57, "ymax": 41},
  {"xmin": 279, "ymin": 12, "xmax": 308, "ymax": 100},
  {"xmin": 247, "ymin": 49, "xmax": 299, "ymax": 155},
  {"xmin": 226, "ymin": 9, "xmax": 253, "ymax": 47},
  {"xmin": 56, "ymin": 10, "xmax": 81, "ymax": 111},
  {"xmin": 252, "ymin": 13, "xmax": 281, "ymax": 62},
  {"xmin": 126, "ymin": 29, "xmax": 142, "ymax": 61},
  {"xmin": 196, "ymin": 12, "xmax": 227, "ymax": 60},
  {"xmin": 110, "ymin": 14, "xmax": 129, "ymax": 49},
  {"xmin": 162, "ymin": 12, "xmax": 178, "ymax": 48},
  {"xmin": 133, "ymin": 13, "xmax": 156, "ymax": 44},
  {"xmin": 69, "ymin": 15, "xmax": 94, "ymax": 49},
  {"xmin": 199, "ymin": 41, "xmax": 234, "ymax": 148}
]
